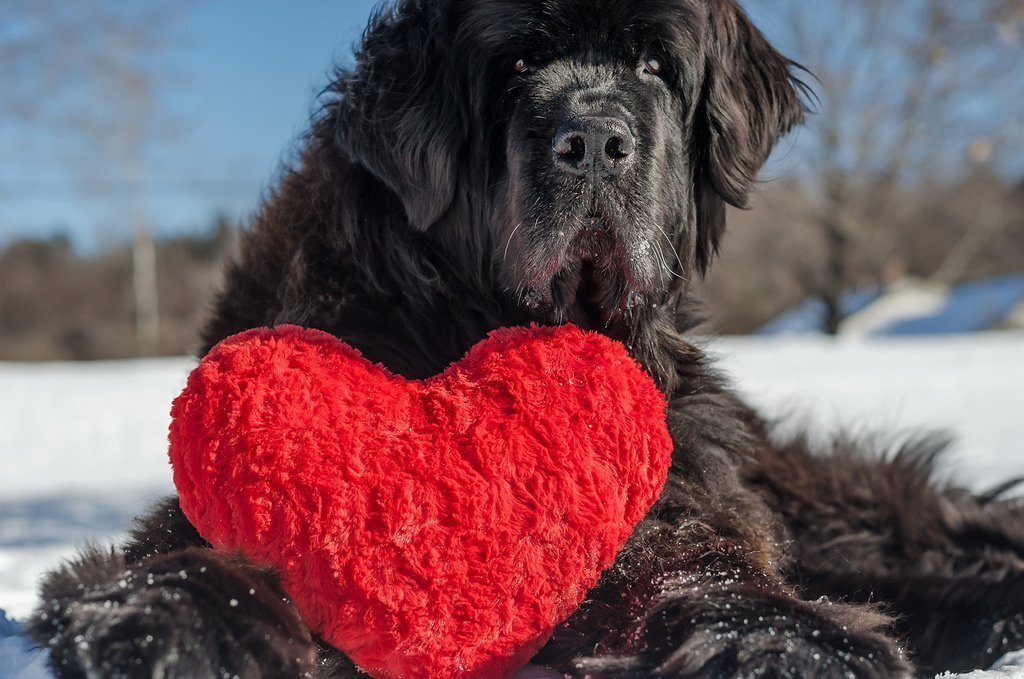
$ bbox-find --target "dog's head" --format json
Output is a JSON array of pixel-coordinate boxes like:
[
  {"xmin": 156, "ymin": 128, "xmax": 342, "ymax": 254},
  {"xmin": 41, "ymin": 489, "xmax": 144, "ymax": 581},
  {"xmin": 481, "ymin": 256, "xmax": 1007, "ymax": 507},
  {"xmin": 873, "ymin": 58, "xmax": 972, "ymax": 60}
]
[{"xmin": 335, "ymin": 0, "xmax": 806, "ymax": 330}]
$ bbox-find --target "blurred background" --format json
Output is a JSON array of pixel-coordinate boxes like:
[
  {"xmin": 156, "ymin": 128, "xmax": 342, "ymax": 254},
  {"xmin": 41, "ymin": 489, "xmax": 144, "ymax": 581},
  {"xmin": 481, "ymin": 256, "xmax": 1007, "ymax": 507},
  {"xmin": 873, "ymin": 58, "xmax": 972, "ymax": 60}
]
[
  {"xmin": 0, "ymin": 2, "xmax": 1023, "ymax": 673},
  {"xmin": 1, "ymin": 0, "xmax": 1022, "ymax": 360}
]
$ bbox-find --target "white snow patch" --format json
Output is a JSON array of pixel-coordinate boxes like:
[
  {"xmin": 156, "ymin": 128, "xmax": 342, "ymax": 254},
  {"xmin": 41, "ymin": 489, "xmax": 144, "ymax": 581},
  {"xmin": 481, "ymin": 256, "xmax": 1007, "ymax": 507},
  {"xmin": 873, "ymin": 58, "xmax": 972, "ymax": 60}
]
[
  {"xmin": 0, "ymin": 358, "xmax": 191, "ymax": 500},
  {"xmin": 708, "ymin": 332, "xmax": 1024, "ymax": 490},
  {"xmin": 839, "ymin": 279, "xmax": 949, "ymax": 337}
]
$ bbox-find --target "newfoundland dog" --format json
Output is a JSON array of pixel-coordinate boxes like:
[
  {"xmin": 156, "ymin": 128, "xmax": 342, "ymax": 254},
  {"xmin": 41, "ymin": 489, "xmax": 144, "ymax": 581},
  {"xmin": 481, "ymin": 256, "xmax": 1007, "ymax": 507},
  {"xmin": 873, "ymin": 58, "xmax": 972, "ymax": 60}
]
[{"xmin": 29, "ymin": 0, "xmax": 1024, "ymax": 676}]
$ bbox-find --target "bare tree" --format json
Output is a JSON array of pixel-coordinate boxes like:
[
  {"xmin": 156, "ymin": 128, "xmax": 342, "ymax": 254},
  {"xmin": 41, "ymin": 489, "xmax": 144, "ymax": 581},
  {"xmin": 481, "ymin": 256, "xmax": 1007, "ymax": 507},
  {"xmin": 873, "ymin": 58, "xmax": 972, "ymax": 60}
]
[
  {"xmin": 745, "ymin": 0, "xmax": 1024, "ymax": 333},
  {"xmin": 2, "ymin": 0, "xmax": 187, "ymax": 355}
]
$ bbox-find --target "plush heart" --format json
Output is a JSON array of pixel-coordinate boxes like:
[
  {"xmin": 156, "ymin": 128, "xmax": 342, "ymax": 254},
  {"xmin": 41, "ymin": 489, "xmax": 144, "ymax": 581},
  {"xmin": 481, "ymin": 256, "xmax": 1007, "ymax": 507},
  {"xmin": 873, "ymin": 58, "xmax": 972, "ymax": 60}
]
[{"xmin": 169, "ymin": 324, "xmax": 672, "ymax": 678}]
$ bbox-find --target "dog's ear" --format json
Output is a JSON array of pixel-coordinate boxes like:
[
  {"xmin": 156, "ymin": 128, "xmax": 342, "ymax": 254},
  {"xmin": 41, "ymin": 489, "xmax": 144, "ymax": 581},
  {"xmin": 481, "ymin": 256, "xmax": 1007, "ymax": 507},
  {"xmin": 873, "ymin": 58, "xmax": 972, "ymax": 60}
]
[
  {"xmin": 333, "ymin": 3, "xmax": 464, "ymax": 230},
  {"xmin": 691, "ymin": 1, "xmax": 808, "ymax": 274}
]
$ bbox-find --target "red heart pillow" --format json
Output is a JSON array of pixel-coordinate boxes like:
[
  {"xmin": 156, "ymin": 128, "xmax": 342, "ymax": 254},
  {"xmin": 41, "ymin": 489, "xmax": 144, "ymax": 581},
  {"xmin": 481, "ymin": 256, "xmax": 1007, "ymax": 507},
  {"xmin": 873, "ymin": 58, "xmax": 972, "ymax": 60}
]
[{"xmin": 169, "ymin": 324, "xmax": 672, "ymax": 678}]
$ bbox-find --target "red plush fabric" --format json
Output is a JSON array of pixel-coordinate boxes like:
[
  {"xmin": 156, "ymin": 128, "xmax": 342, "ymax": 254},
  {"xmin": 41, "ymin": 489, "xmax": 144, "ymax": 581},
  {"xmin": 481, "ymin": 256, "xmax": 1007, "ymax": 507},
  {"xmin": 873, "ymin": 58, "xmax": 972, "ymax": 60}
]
[{"xmin": 169, "ymin": 324, "xmax": 672, "ymax": 678}]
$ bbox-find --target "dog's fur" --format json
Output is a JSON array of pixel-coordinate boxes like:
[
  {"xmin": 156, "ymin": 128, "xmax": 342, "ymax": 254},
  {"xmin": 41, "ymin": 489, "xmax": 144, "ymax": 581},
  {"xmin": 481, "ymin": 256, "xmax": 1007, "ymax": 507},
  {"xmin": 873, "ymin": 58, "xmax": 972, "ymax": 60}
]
[{"xmin": 29, "ymin": 1, "xmax": 1024, "ymax": 676}]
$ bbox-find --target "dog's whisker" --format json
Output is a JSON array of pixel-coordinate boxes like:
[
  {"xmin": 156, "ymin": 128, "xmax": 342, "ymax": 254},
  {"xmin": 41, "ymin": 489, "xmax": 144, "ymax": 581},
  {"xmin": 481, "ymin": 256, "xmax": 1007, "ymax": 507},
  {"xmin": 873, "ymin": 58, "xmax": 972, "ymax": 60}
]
[
  {"xmin": 654, "ymin": 223, "xmax": 690, "ymax": 283},
  {"xmin": 502, "ymin": 221, "xmax": 524, "ymax": 263}
]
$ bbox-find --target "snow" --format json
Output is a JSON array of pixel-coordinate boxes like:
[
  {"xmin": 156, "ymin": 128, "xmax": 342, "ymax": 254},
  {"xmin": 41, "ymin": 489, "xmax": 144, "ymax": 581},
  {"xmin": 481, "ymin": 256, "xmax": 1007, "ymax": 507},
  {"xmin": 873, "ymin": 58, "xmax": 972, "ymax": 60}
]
[
  {"xmin": 707, "ymin": 332, "xmax": 1024, "ymax": 489},
  {"xmin": 0, "ymin": 358, "xmax": 189, "ymax": 627},
  {"xmin": 0, "ymin": 610, "xmax": 47, "ymax": 678},
  {"xmin": 1, "ymin": 332, "xmax": 1023, "ymax": 677},
  {"xmin": 0, "ymin": 357, "xmax": 190, "ymax": 500},
  {"xmin": 883, "ymin": 276, "xmax": 1024, "ymax": 335},
  {"xmin": 839, "ymin": 279, "xmax": 948, "ymax": 337},
  {"xmin": 757, "ymin": 276, "xmax": 1024, "ymax": 337},
  {"xmin": 756, "ymin": 286, "xmax": 882, "ymax": 335}
]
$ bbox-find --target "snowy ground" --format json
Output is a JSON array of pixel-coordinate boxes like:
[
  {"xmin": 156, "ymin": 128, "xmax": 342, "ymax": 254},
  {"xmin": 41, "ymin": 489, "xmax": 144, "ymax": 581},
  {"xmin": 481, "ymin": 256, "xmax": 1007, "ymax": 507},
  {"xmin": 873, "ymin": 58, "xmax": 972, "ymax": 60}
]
[{"xmin": 1, "ymin": 332, "xmax": 1022, "ymax": 677}]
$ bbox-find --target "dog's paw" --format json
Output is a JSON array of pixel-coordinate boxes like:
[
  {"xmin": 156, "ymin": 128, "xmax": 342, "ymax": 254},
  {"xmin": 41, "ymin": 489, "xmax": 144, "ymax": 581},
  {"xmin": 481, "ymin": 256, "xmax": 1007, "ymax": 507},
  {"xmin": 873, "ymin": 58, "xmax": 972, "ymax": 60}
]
[
  {"xmin": 42, "ymin": 595, "xmax": 214, "ymax": 679},
  {"xmin": 29, "ymin": 548, "xmax": 318, "ymax": 678},
  {"xmin": 572, "ymin": 594, "xmax": 911, "ymax": 678},
  {"xmin": 903, "ymin": 570, "xmax": 1024, "ymax": 674},
  {"xmin": 574, "ymin": 633, "xmax": 910, "ymax": 679}
]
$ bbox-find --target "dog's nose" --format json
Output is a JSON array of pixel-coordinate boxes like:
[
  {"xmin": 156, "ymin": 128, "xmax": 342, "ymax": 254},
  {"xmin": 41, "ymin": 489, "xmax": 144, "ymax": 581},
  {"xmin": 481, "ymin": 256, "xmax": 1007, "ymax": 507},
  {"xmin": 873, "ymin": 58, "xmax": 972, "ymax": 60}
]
[{"xmin": 552, "ymin": 117, "xmax": 635, "ymax": 177}]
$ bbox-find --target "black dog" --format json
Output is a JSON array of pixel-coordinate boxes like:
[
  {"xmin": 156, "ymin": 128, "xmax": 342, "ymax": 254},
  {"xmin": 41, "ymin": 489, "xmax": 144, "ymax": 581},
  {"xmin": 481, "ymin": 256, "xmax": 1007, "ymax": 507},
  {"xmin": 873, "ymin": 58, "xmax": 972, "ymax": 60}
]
[{"xmin": 29, "ymin": 1, "xmax": 1024, "ymax": 676}]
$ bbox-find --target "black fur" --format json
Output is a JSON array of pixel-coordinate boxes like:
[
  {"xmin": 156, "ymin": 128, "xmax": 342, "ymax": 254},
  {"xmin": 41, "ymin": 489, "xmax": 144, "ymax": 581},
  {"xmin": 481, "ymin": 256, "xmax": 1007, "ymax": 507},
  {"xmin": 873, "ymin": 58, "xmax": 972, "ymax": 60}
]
[{"xmin": 28, "ymin": 1, "xmax": 1024, "ymax": 676}]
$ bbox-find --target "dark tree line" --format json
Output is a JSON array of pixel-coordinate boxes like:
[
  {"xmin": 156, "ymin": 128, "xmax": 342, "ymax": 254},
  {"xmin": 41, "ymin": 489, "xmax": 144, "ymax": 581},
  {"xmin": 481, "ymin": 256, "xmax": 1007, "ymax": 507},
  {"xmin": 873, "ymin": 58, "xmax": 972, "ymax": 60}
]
[{"xmin": 0, "ymin": 218, "xmax": 233, "ymax": 360}]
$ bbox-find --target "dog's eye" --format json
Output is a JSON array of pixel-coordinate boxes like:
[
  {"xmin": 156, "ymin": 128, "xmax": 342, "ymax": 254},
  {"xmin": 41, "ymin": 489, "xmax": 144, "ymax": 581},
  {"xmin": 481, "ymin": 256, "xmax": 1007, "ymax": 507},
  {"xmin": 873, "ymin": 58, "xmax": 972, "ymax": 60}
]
[
  {"xmin": 643, "ymin": 56, "xmax": 664, "ymax": 77},
  {"xmin": 514, "ymin": 59, "xmax": 530, "ymax": 74}
]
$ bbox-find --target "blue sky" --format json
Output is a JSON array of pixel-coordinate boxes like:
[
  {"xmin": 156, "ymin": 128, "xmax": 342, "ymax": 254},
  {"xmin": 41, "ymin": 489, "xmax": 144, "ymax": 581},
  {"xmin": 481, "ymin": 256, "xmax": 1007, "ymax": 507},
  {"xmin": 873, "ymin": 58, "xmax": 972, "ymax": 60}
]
[{"xmin": 1, "ymin": 1, "xmax": 380, "ymax": 251}]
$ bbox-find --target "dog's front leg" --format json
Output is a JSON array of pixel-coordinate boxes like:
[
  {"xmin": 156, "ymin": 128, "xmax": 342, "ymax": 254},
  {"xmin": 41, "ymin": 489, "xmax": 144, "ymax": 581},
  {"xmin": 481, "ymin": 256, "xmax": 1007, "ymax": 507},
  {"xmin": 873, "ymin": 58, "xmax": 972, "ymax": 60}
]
[
  {"xmin": 534, "ymin": 380, "xmax": 914, "ymax": 678},
  {"xmin": 539, "ymin": 519, "xmax": 912, "ymax": 678}
]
